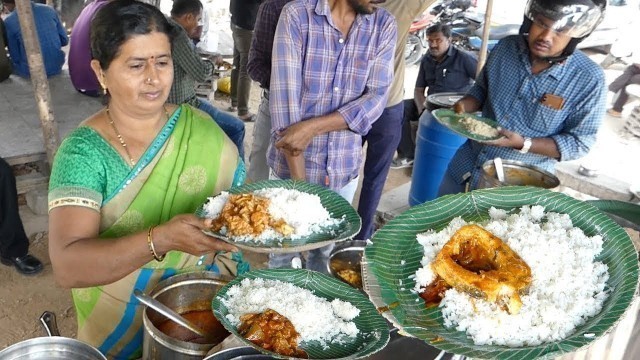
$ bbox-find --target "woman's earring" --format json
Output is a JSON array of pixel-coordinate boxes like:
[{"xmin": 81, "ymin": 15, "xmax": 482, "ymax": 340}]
[{"xmin": 102, "ymin": 86, "xmax": 108, "ymax": 95}]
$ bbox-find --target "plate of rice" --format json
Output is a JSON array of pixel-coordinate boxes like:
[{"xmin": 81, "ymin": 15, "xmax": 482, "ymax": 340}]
[
  {"xmin": 432, "ymin": 108, "xmax": 503, "ymax": 141},
  {"xmin": 364, "ymin": 186, "xmax": 639, "ymax": 359},
  {"xmin": 212, "ymin": 269, "xmax": 390, "ymax": 359},
  {"xmin": 196, "ymin": 180, "xmax": 361, "ymax": 253}
]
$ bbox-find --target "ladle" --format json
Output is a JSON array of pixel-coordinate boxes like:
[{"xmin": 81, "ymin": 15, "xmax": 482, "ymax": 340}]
[
  {"xmin": 133, "ymin": 289, "xmax": 209, "ymax": 338},
  {"xmin": 494, "ymin": 157, "xmax": 506, "ymax": 183}
]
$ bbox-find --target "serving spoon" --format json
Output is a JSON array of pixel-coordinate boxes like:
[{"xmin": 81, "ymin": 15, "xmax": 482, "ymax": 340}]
[
  {"xmin": 133, "ymin": 289, "xmax": 209, "ymax": 338},
  {"xmin": 494, "ymin": 157, "xmax": 506, "ymax": 184}
]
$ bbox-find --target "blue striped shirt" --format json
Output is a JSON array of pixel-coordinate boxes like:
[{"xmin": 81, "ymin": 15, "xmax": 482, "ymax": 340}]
[
  {"xmin": 447, "ymin": 35, "xmax": 606, "ymax": 188},
  {"xmin": 4, "ymin": 2, "xmax": 68, "ymax": 78},
  {"xmin": 267, "ymin": 0, "xmax": 397, "ymax": 190}
]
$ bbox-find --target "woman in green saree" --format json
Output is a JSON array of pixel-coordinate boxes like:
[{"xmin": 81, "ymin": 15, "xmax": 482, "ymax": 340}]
[{"xmin": 48, "ymin": 1, "xmax": 245, "ymax": 359}]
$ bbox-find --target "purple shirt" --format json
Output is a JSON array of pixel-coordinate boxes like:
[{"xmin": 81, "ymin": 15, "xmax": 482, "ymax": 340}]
[
  {"xmin": 69, "ymin": 0, "xmax": 109, "ymax": 93},
  {"xmin": 268, "ymin": 0, "xmax": 397, "ymax": 190},
  {"xmin": 247, "ymin": 0, "xmax": 292, "ymax": 89}
]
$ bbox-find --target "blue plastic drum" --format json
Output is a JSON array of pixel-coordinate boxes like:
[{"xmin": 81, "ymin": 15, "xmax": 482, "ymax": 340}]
[{"xmin": 409, "ymin": 110, "xmax": 466, "ymax": 206}]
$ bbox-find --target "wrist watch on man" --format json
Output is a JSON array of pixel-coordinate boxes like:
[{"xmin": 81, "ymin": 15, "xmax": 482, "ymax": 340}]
[{"xmin": 519, "ymin": 137, "xmax": 532, "ymax": 154}]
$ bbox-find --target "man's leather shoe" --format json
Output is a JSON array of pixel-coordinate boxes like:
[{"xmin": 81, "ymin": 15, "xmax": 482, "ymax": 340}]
[{"xmin": 1, "ymin": 254, "xmax": 43, "ymax": 275}]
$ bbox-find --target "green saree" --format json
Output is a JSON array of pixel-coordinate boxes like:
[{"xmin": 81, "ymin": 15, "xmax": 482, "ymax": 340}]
[{"xmin": 48, "ymin": 104, "xmax": 247, "ymax": 359}]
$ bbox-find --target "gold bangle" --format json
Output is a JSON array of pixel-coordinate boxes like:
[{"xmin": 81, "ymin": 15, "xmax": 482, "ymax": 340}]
[{"xmin": 147, "ymin": 226, "xmax": 165, "ymax": 262}]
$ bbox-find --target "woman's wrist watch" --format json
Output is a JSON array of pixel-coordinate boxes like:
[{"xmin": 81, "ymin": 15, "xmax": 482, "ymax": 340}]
[{"xmin": 519, "ymin": 137, "xmax": 532, "ymax": 154}]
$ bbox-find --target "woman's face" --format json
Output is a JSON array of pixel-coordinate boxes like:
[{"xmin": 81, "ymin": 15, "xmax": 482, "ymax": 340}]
[{"xmin": 92, "ymin": 31, "xmax": 173, "ymax": 115}]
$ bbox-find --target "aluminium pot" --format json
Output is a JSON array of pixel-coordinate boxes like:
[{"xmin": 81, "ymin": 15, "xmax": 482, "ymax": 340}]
[
  {"xmin": 142, "ymin": 271, "xmax": 231, "ymax": 360},
  {"xmin": 478, "ymin": 159, "xmax": 560, "ymax": 190},
  {"xmin": 0, "ymin": 312, "xmax": 106, "ymax": 360}
]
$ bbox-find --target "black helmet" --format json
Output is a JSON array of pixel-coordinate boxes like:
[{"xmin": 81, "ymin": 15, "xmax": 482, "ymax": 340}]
[{"xmin": 519, "ymin": 0, "xmax": 607, "ymax": 62}]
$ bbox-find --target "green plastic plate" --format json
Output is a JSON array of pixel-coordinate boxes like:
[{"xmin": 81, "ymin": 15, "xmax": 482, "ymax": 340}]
[
  {"xmin": 212, "ymin": 269, "xmax": 390, "ymax": 359},
  {"xmin": 432, "ymin": 108, "xmax": 503, "ymax": 141},
  {"xmin": 196, "ymin": 180, "xmax": 361, "ymax": 253},
  {"xmin": 365, "ymin": 186, "xmax": 639, "ymax": 359}
]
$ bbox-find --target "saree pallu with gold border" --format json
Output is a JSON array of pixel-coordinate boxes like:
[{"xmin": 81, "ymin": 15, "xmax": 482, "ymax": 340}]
[{"xmin": 48, "ymin": 105, "xmax": 247, "ymax": 359}]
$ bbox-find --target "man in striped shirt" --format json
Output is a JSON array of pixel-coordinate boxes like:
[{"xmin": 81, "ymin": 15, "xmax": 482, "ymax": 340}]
[{"xmin": 267, "ymin": 0, "xmax": 397, "ymax": 272}]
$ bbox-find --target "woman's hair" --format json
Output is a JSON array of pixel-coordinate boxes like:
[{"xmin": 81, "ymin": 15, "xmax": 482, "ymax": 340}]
[{"xmin": 91, "ymin": 0, "xmax": 175, "ymax": 70}]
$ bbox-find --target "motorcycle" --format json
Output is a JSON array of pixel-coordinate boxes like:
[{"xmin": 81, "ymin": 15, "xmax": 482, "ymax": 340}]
[
  {"xmin": 405, "ymin": 11, "xmax": 430, "ymax": 66},
  {"xmin": 405, "ymin": 0, "xmax": 475, "ymax": 66}
]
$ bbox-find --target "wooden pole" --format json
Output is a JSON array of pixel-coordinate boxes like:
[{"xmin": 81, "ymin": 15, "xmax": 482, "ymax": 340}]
[
  {"xmin": 476, "ymin": 0, "xmax": 494, "ymax": 77},
  {"xmin": 15, "ymin": 0, "xmax": 60, "ymax": 166}
]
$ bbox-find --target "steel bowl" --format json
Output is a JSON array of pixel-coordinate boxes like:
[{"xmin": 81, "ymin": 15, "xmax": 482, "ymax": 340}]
[{"xmin": 327, "ymin": 240, "xmax": 367, "ymax": 290}]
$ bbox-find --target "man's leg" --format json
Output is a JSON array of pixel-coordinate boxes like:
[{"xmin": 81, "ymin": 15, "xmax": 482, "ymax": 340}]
[
  {"xmin": 306, "ymin": 177, "xmax": 359, "ymax": 273},
  {"xmin": 197, "ymin": 99, "xmax": 246, "ymax": 160},
  {"xmin": 0, "ymin": 158, "xmax": 42, "ymax": 275},
  {"xmin": 613, "ymin": 72, "xmax": 640, "ymax": 112},
  {"xmin": 398, "ymin": 99, "xmax": 418, "ymax": 160},
  {"xmin": 233, "ymin": 27, "xmax": 254, "ymax": 118},
  {"xmin": 247, "ymin": 93, "xmax": 271, "ymax": 182},
  {"xmin": 230, "ymin": 25, "xmax": 240, "ymax": 110},
  {"xmin": 355, "ymin": 102, "xmax": 403, "ymax": 241}
]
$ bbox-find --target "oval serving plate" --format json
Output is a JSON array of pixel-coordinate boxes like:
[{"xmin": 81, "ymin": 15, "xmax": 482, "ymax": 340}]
[
  {"xmin": 212, "ymin": 269, "xmax": 390, "ymax": 359},
  {"xmin": 195, "ymin": 180, "xmax": 361, "ymax": 254},
  {"xmin": 364, "ymin": 186, "xmax": 639, "ymax": 360},
  {"xmin": 432, "ymin": 108, "xmax": 503, "ymax": 141}
]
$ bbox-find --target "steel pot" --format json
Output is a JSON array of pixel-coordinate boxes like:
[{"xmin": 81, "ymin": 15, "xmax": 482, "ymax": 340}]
[
  {"xmin": 478, "ymin": 159, "xmax": 560, "ymax": 190},
  {"xmin": 0, "ymin": 312, "xmax": 106, "ymax": 360},
  {"xmin": 327, "ymin": 240, "xmax": 367, "ymax": 290},
  {"xmin": 142, "ymin": 271, "xmax": 231, "ymax": 360}
]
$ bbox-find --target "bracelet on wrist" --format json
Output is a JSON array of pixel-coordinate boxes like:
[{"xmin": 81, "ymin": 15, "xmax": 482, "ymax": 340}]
[{"xmin": 147, "ymin": 226, "xmax": 165, "ymax": 262}]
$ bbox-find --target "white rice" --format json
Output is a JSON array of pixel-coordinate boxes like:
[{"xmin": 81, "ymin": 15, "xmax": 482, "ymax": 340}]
[
  {"xmin": 202, "ymin": 188, "xmax": 342, "ymax": 242},
  {"xmin": 221, "ymin": 278, "xmax": 360, "ymax": 345},
  {"xmin": 460, "ymin": 117, "xmax": 500, "ymax": 137},
  {"xmin": 413, "ymin": 205, "xmax": 609, "ymax": 347}
]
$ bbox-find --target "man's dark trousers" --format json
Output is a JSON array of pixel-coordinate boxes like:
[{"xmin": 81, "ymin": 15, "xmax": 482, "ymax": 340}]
[
  {"xmin": 0, "ymin": 158, "xmax": 29, "ymax": 259},
  {"xmin": 356, "ymin": 102, "xmax": 404, "ymax": 240}
]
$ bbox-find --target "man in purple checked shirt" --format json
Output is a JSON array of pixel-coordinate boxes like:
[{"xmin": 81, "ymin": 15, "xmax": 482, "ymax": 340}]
[{"xmin": 267, "ymin": 0, "xmax": 397, "ymax": 272}]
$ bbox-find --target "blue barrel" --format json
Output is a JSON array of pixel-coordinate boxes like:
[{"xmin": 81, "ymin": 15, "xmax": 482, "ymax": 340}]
[{"xmin": 409, "ymin": 112, "xmax": 466, "ymax": 205}]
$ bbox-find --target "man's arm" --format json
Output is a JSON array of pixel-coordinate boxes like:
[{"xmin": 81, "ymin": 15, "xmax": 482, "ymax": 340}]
[
  {"xmin": 174, "ymin": 28, "xmax": 212, "ymax": 82},
  {"xmin": 269, "ymin": 4, "xmax": 305, "ymax": 169},
  {"xmin": 53, "ymin": 8, "xmax": 68, "ymax": 46},
  {"xmin": 5, "ymin": 19, "xmax": 23, "ymax": 69},
  {"xmin": 247, "ymin": 1, "xmax": 276, "ymax": 87},
  {"xmin": 414, "ymin": 87, "xmax": 426, "ymax": 114},
  {"xmin": 335, "ymin": 17, "xmax": 397, "ymax": 136}
]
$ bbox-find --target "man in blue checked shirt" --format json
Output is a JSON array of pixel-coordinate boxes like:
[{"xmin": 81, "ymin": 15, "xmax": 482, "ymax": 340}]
[
  {"xmin": 267, "ymin": 0, "xmax": 396, "ymax": 272},
  {"xmin": 439, "ymin": 0, "xmax": 608, "ymax": 195},
  {"xmin": 2, "ymin": 0, "xmax": 68, "ymax": 78}
]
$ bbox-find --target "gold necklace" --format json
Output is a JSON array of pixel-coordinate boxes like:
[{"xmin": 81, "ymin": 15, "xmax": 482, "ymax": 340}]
[
  {"xmin": 105, "ymin": 106, "xmax": 136, "ymax": 167},
  {"xmin": 105, "ymin": 106, "xmax": 171, "ymax": 167}
]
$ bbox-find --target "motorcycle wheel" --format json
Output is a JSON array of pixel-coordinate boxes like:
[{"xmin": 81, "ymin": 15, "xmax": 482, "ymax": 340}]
[{"xmin": 405, "ymin": 34, "xmax": 424, "ymax": 66}]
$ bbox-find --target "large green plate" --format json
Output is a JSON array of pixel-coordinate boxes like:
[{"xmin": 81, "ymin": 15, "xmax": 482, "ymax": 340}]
[
  {"xmin": 212, "ymin": 269, "xmax": 390, "ymax": 359},
  {"xmin": 432, "ymin": 108, "xmax": 503, "ymax": 141},
  {"xmin": 196, "ymin": 180, "xmax": 361, "ymax": 253},
  {"xmin": 365, "ymin": 186, "xmax": 639, "ymax": 359}
]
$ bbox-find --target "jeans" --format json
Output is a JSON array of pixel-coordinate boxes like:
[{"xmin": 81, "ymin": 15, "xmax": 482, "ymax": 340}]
[
  {"xmin": 356, "ymin": 102, "xmax": 404, "ymax": 241},
  {"xmin": 197, "ymin": 98, "xmax": 246, "ymax": 160},
  {"xmin": 230, "ymin": 24, "xmax": 253, "ymax": 117},
  {"xmin": 267, "ymin": 170, "xmax": 359, "ymax": 273},
  {"xmin": 247, "ymin": 91, "xmax": 271, "ymax": 182},
  {"xmin": 0, "ymin": 158, "xmax": 29, "ymax": 258}
]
